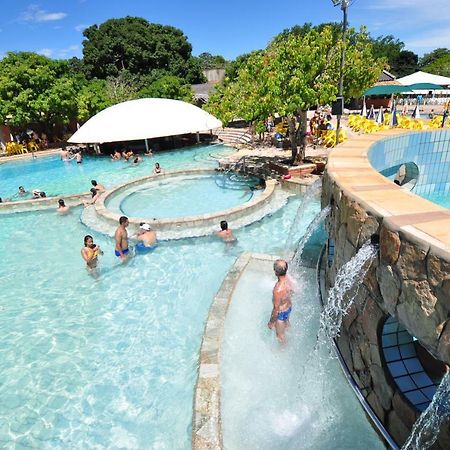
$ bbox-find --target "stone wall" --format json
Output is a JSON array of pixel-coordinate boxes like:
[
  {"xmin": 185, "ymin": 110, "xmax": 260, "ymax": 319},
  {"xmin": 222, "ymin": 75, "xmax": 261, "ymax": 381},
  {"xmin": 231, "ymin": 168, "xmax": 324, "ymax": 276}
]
[{"xmin": 321, "ymin": 170, "xmax": 450, "ymax": 448}]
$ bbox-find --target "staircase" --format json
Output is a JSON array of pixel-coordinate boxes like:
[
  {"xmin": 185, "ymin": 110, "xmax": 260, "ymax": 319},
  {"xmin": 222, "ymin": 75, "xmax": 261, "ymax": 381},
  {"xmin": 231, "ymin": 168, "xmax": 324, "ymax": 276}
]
[{"xmin": 215, "ymin": 128, "xmax": 253, "ymax": 146}]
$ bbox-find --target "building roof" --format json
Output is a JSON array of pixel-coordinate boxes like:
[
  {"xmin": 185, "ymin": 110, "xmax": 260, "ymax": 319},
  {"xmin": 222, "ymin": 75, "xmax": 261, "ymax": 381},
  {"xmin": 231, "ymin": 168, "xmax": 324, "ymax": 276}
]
[
  {"xmin": 397, "ymin": 71, "xmax": 450, "ymax": 87},
  {"xmin": 192, "ymin": 83, "xmax": 217, "ymax": 103},
  {"xmin": 68, "ymin": 98, "xmax": 222, "ymax": 144}
]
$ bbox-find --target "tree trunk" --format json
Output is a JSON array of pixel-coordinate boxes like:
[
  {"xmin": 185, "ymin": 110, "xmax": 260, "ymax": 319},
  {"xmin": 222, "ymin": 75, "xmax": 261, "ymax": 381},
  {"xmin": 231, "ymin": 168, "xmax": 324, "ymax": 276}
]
[
  {"xmin": 288, "ymin": 115, "xmax": 297, "ymax": 163},
  {"xmin": 295, "ymin": 110, "xmax": 308, "ymax": 164}
]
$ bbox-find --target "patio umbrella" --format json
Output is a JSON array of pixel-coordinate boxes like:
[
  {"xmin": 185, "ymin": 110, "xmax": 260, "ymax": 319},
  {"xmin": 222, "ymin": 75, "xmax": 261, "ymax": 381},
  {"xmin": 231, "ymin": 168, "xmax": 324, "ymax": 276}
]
[
  {"xmin": 412, "ymin": 104, "xmax": 421, "ymax": 119},
  {"xmin": 376, "ymin": 106, "xmax": 384, "ymax": 124},
  {"xmin": 390, "ymin": 102, "xmax": 398, "ymax": 127},
  {"xmin": 367, "ymin": 104, "xmax": 375, "ymax": 120},
  {"xmin": 361, "ymin": 97, "xmax": 367, "ymax": 117}
]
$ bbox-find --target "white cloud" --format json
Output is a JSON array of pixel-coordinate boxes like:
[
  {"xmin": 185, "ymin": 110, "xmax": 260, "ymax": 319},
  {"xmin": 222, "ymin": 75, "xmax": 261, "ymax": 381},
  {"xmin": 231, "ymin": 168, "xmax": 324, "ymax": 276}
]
[
  {"xmin": 75, "ymin": 24, "xmax": 88, "ymax": 32},
  {"xmin": 406, "ymin": 28, "xmax": 450, "ymax": 51},
  {"xmin": 37, "ymin": 48, "xmax": 53, "ymax": 57},
  {"xmin": 20, "ymin": 5, "xmax": 67, "ymax": 23},
  {"xmin": 57, "ymin": 45, "xmax": 80, "ymax": 57}
]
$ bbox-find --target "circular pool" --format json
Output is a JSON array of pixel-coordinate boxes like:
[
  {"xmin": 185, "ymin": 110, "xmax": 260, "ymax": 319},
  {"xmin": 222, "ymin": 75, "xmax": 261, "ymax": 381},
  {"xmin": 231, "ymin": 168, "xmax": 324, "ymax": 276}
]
[{"xmin": 106, "ymin": 172, "xmax": 263, "ymax": 219}]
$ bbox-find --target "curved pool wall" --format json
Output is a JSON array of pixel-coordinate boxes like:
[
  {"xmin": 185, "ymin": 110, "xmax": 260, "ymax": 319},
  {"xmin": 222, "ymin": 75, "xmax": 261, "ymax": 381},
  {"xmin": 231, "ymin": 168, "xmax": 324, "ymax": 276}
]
[
  {"xmin": 87, "ymin": 169, "xmax": 285, "ymax": 240},
  {"xmin": 322, "ymin": 129, "xmax": 450, "ymax": 448},
  {"xmin": 368, "ymin": 129, "xmax": 450, "ymax": 197}
]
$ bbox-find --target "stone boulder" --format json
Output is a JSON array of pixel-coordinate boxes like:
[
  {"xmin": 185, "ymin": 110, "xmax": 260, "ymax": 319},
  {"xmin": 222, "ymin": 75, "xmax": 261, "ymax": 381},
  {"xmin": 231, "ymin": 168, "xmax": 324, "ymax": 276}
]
[{"xmin": 380, "ymin": 225, "xmax": 401, "ymax": 266}]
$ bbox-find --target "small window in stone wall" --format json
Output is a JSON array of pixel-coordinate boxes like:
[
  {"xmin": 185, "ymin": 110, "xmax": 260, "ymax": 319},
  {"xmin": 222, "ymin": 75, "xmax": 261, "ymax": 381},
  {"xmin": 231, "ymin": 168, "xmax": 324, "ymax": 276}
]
[
  {"xmin": 382, "ymin": 316, "xmax": 442, "ymax": 412},
  {"xmin": 327, "ymin": 239, "xmax": 335, "ymax": 267}
]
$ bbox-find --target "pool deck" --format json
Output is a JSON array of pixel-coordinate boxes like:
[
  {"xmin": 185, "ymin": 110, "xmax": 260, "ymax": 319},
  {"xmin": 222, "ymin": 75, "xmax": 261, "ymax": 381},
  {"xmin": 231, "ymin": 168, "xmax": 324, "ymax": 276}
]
[{"xmin": 326, "ymin": 129, "xmax": 450, "ymax": 261}]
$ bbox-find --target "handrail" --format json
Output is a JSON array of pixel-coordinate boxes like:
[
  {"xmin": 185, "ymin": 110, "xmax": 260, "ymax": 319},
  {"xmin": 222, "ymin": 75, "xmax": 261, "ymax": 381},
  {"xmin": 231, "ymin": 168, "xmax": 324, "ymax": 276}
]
[
  {"xmin": 225, "ymin": 155, "xmax": 246, "ymax": 175},
  {"xmin": 316, "ymin": 244, "xmax": 400, "ymax": 450}
]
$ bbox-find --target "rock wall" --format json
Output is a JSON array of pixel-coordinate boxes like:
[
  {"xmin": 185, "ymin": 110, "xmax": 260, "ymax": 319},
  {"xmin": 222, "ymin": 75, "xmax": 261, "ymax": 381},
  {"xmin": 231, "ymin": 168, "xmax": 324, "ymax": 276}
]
[{"xmin": 322, "ymin": 170, "xmax": 450, "ymax": 448}]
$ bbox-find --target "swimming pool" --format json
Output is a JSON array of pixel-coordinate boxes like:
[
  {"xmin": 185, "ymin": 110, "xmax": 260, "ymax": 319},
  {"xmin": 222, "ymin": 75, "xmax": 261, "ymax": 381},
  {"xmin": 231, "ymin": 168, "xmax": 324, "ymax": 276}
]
[
  {"xmin": 0, "ymin": 177, "xmax": 322, "ymax": 449},
  {"xmin": 107, "ymin": 173, "xmax": 261, "ymax": 219},
  {"xmin": 0, "ymin": 144, "xmax": 233, "ymax": 200},
  {"xmin": 221, "ymin": 263, "xmax": 384, "ymax": 449}
]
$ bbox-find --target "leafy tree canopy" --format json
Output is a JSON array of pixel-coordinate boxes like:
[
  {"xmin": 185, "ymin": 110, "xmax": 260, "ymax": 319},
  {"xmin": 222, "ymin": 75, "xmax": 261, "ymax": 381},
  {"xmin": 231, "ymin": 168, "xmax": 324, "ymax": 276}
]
[
  {"xmin": 390, "ymin": 50, "xmax": 419, "ymax": 77},
  {"xmin": 420, "ymin": 48, "xmax": 450, "ymax": 77},
  {"xmin": 82, "ymin": 16, "xmax": 203, "ymax": 83},
  {"xmin": 0, "ymin": 52, "xmax": 81, "ymax": 131},
  {"xmin": 420, "ymin": 48, "xmax": 450, "ymax": 67},
  {"xmin": 207, "ymin": 25, "xmax": 384, "ymax": 162},
  {"xmin": 197, "ymin": 52, "xmax": 227, "ymax": 70},
  {"xmin": 369, "ymin": 34, "xmax": 404, "ymax": 65},
  {"xmin": 139, "ymin": 75, "xmax": 193, "ymax": 102}
]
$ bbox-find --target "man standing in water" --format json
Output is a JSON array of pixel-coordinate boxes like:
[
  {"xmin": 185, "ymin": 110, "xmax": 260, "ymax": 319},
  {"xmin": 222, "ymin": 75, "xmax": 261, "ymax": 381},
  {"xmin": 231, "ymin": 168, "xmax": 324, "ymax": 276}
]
[
  {"xmin": 115, "ymin": 216, "xmax": 129, "ymax": 261},
  {"xmin": 268, "ymin": 259, "xmax": 293, "ymax": 344}
]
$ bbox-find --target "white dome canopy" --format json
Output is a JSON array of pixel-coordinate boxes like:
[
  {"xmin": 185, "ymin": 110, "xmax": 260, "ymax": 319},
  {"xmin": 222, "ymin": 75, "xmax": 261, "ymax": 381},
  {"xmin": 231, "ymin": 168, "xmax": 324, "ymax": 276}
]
[{"xmin": 68, "ymin": 98, "xmax": 222, "ymax": 144}]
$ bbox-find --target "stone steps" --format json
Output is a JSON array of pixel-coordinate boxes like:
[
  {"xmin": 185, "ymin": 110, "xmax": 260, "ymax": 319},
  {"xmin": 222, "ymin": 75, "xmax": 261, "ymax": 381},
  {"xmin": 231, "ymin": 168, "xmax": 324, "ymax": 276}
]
[{"xmin": 216, "ymin": 128, "xmax": 253, "ymax": 146}]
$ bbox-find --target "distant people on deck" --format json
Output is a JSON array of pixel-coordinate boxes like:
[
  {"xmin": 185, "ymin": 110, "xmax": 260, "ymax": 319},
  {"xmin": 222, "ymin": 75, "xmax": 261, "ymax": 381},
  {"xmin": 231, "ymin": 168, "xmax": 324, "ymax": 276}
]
[
  {"xmin": 215, "ymin": 220, "xmax": 236, "ymax": 242},
  {"xmin": 57, "ymin": 199, "xmax": 70, "ymax": 214}
]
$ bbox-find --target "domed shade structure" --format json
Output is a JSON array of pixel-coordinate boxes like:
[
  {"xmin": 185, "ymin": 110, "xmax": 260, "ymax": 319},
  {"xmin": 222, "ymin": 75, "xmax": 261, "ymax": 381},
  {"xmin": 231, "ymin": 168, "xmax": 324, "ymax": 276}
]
[{"xmin": 68, "ymin": 98, "xmax": 222, "ymax": 144}]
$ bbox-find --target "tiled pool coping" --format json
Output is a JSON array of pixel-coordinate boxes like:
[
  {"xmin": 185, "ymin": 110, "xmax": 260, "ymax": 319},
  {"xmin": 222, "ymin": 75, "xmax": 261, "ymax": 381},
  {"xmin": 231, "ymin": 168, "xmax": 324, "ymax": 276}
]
[
  {"xmin": 95, "ymin": 169, "xmax": 278, "ymax": 236},
  {"xmin": 192, "ymin": 252, "xmax": 276, "ymax": 449},
  {"xmin": 326, "ymin": 129, "xmax": 450, "ymax": 263}
]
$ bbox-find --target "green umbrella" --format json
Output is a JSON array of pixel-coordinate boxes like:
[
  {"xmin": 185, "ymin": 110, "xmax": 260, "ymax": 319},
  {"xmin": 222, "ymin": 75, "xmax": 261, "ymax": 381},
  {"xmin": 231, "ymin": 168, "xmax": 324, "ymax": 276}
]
[{"xmin": 364, "ymin": 85, "xmax": 412, "ymax": 96}]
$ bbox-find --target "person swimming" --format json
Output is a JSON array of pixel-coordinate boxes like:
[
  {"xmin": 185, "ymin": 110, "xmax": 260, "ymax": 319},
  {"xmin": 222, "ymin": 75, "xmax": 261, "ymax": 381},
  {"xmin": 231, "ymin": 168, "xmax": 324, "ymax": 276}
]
[
  {"xmin": 135, "ymin": 223, "xmax": 157, "ymax": 253},
  {"xmin": 215, "ymin": 220, "xmax": 237, "ymax": 242},
  {"xmin": 81, "ymin": 235, "xmax": 102, "ymax": 270},
  {"xmin": 153, "ymin": 162, "xmax": 162, "ymax": 174},
  {"xmin": 57, "ymin": 198, "xmax": 70, "ymax": 214}
]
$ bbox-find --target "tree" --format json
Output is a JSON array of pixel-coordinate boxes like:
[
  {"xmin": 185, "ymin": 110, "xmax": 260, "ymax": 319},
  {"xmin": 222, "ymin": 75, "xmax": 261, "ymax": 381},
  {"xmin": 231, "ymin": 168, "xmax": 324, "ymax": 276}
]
[
  {"xmin": 82, "ymin": 17, "xmax": 203, "ymax": 83},
  {"xmin": 420, "ymin": 48, "xmax": 450, "ymax": 67},
  {"xmin": 370, "ymin": 35, "xmax": 404, "ymax": 66},
  {"xmin": 77, "ymin": 79, "xmax": 110, "ymax": 122},
  {"xmin": 197, "ymin": 52, "xmax": 227, "ymax": 70},
  {"xmin": 0, "ymin": 52, "xmax": 80, "ymax": 135},
  {"xmin": 207, "ymin": 25, "xmax": 384, "ymax": 163},
  {"xmin": 390, "ymin": 50, "xmax": 419, "ymax": 77},
  {"xmin": 139, "ymin": 75, "xmax": 193, "ymax": 102},
  {"xmin": 420, "ymin": 48, "xmax": 450, "ymax": 77},
  {"xmin": 105, "ymin": 71, "xmax": 139, "ymax": 105}
]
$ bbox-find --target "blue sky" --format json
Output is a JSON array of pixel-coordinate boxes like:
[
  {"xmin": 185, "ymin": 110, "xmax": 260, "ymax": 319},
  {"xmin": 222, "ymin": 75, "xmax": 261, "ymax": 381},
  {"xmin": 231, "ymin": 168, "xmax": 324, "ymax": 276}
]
[{"xmin": 1, "ymin": 0, "xmax": 449, "ymax": 61}]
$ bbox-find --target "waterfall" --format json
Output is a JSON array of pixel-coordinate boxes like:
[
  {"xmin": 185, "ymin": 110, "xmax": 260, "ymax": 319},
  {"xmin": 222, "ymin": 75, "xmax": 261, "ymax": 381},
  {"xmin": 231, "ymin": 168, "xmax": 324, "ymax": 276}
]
[
  {"xmin": 402, "ymin": 372, "xmax": 450, "ymax": 450},
  {"xmin": 319, "ymin": 241, "xmax": 378, "ymax": 342},
  {"xmin": 284, "ymin": 178, "xmax": 322, "ymax": 253},
  {"xmin": 291, "ymin": 205, "xmax": 330, "ymax": 268}
]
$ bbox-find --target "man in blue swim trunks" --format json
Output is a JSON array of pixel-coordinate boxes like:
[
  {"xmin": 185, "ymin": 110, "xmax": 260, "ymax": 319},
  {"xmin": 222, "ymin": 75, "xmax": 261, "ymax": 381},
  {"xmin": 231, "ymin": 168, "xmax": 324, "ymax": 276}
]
[
  {"xmin": 114, "ymin": 216, "xmax": 130, "ymax": 261},
  {"xmin": 268, "ymin": 259, "xmax": 293, "ymax": 344}
]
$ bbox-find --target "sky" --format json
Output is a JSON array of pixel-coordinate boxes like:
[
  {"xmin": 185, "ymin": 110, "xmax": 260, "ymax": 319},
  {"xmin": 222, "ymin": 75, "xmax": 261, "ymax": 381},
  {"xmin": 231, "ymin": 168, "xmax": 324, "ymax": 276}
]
[{"xmin": 1, "ymin": 0, "xmax": 449, "ymax": 61}]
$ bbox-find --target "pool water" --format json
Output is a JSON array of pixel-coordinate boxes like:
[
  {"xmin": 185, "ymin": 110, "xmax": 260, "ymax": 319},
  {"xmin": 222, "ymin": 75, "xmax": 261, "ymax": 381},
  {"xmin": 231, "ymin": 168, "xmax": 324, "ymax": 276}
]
[
  {"xmin": 422, "ymin": 191, "xmax": 450, "ymax": 210},
  {"xmin": 0, "ymin": 188, "xmax": 321, "ymax": 448},
  {"xmin": 114, "ymin": 174, "xmax": 261, "ymax": 219},
  {"xmin": 221, "ymin": 265, "xmax": 384, "ymax": 450},
  {"xmin": 0, "ymin": 144, "xmax": 233, "ymax": 200}
]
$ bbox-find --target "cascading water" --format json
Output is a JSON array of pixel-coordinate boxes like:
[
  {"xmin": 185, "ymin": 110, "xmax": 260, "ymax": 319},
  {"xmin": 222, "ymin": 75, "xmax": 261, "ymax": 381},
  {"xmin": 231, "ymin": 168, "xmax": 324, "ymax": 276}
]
[
  {"xmin": 291, "ymin": 205, "xmax": 330, "ymax": 268},
  {"xmin": 283, "ymin": 178, "xmax": 322, "ymax": 253},
  {"xmin": 318, "ymin": 240, "xmax": 378, "ymax": 342},
  {"xmin": 402, "ymin": 372, "xmax": 450, "ymax": 450}
]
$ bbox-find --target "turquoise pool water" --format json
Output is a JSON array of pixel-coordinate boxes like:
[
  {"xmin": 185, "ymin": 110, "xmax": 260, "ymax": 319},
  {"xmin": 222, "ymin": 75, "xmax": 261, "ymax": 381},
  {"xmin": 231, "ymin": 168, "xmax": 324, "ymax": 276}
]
[
  {"xmin": 113, "ymin": 174, "xmax": 261, "ymax": 219},
  {"xmin": 0, "ymin": 144, "xmax": 233, "ymax": 200},
  {"xmin": 0, "ymin": 182, "xmax": 321, "ymax": 449},
  {"xmin": 222, "ymin": 266, "xmax": 384, "ymax": 449},
  {"xmin": 422, "ymin": 191, "xmax": 450, "ymax": 210}
]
